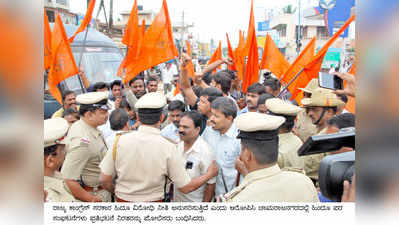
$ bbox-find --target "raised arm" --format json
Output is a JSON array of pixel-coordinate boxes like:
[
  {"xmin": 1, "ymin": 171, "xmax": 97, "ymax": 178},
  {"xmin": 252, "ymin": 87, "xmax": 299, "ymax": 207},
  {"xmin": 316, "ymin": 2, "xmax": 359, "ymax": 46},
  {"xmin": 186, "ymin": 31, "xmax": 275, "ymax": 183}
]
[{"xmin": 180, "ymin": 53, "xmax": 199, "ymax": 107}]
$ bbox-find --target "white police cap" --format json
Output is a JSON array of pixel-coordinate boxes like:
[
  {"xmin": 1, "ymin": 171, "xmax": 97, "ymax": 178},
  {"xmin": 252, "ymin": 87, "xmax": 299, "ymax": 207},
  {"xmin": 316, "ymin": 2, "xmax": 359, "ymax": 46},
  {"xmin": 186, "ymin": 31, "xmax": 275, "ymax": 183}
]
[
  {"xmin": 76, "ymin": 91, "xmax": 110, "ymax": 110},
  {"xmin": 135, "ymin": 92, "xmax": 166, "ymax": 109},
  {"xmin": 44, "ymin": 118, "xmax": 69, "ymax": 148},
  {"xmin": 265, "ymin": 98, "xmax": 302, "ymax": 116},
  {"xmin": 235, "ymin": 112, "xmax": 285, "ymax": 141}
]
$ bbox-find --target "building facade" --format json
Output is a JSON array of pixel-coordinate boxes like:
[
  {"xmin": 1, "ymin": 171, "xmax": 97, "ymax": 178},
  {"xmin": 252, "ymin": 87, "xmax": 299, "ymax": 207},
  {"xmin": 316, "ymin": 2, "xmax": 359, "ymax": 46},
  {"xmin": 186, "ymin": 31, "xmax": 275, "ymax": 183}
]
[{"xmin": 44, "ymin": 0, "xmax": 77, "ymax": 24}]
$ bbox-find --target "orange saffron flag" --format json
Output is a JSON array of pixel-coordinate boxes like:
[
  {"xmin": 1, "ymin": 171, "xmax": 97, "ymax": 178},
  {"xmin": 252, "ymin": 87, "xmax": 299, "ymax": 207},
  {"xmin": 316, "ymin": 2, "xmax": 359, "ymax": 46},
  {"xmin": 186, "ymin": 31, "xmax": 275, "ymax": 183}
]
[
  {"xmin": 281, "ymin": 37, "xmax": 316, "ymax": 103},
  {"xmin": 303, "ymin": 15, "xmax": 355, "ymax": 80},
  {"xmin": 117, "ymin": 0, "xmax": 142, "ymax": 77},
  {"xmin": 345, "ymin": 61, "xmax": 356, "ymax": 113},
  {"xmin": 242, "ymin": 0, "xmax": 259, "ymax": 93},
  {"xmin": 141, "ymin": 19, "xmax": 146, "ymax": 36},
  {"xmin": 124, "ymin": 0, "xmax": 178, "ymax": 83},
  {"xmin": 282, "ymin": 37, "xmax": 316, "ymax": 84},
  {"xmin": 226, "ymin": 33, "xmax": 237, "ymax": 71},
  {"xmin": 49, "ymin": 14, "xmax": 79, "ymax": 104},
  {"xmin": 259, "ymin": 34, "xmax": 290, "ymax": 78},
  {"xmin": 44, "ymin": 12, "xmax": 52, "ymax": 70},
  {"xmin": 244, "ymin": 0, "xmax": 255, "ymax": 57},
  {"xmin": 122, "ymin": 0, "xmax": 139, "ymax": 46},
  {"xmin": 234, "ymin": 30, "xmax": 245, "ymax": 80},
  {"xmin": 207, "ymin": 41, "xmax": 222, "ymax": 74},
  {"xmin": 185, "ymin": 40, "xmax": 195, "ymax": 78},
  {"xmin": 69, "ymin": 0, "xmax": 96, "ymax": 43}
]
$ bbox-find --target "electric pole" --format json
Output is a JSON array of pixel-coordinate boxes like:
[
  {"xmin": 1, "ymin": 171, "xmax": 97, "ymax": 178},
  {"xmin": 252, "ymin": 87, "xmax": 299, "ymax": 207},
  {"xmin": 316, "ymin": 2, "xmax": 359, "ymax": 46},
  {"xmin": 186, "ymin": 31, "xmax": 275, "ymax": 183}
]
[
  {"xmin": 181, "ymin": 11, "xmax": 185, "ymax": 53},
  {"xmin": 109, "ymin": 0, "xmax": 113, "ymax": 34},
  {"xmin": 296, "ymin": 0, "xmax": 302, "ymax": 55}
]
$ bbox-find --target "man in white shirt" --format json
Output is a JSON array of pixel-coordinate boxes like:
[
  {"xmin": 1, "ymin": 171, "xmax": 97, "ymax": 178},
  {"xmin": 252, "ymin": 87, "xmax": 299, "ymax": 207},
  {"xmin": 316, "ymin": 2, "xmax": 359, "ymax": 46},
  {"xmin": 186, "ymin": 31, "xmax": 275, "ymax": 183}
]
[
  {"xmin": 202, "ymin": 97, "xmax": 241, "ymax": 197},
  {"xmin": 174, "ymin": 111, "xmax": 216, "ymax": 202},
  {"xmin": 161, "ymin": 100, "xmax": 185, "ymax": 144},
  {"xmin": 162, "ymin": 61, "xmax": 178, "ymax": 95},
  {"xmin": 105, "ymin": 108, "xmax": 131, "ymax": 149}
]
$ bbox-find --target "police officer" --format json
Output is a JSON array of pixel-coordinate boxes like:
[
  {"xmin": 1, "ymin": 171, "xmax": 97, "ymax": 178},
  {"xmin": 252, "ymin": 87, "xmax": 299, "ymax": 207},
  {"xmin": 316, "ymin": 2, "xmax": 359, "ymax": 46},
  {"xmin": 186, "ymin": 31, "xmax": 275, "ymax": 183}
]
[
  {"xmin": 44, "ymin": 117, "xmax": 75, "ymax": 202},
  {"xmin": 295, "ymin": 79, "xmax": 318, "ymax": 142},
  {"xmin": 99, "ymin": 92, "xmax": 219, "ymax": 202},
  {"xmin": 265, "ymin": 98, "xmax": 305, "ymax": 173},
  {"xmin": 301, "ymin": 88, "xmax": 345, "ymax": 185},
  {"xmin": 220, "ymin": 112, "xmax": 318, "ymax": 202},
  {"xmin": 61, "ymin": 91, "xmax": 111, "ymax": 202}
]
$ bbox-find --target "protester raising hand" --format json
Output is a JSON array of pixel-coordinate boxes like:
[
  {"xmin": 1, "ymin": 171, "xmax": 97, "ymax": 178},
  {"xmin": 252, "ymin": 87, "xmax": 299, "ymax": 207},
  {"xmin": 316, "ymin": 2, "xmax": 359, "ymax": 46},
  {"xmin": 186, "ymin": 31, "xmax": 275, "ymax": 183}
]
[{"xmin": 333, "ymin": 72, "xmax": 356, "ymax": 97}]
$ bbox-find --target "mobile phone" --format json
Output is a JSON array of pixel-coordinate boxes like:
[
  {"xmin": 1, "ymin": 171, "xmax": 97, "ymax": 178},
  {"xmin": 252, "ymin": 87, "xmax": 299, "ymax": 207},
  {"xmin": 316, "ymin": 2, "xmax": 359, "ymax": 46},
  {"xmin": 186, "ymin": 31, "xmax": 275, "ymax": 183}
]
[
  {"xmin": 318, "ymin": 72, "xmax": 343, "ymax": 90},
  {"xmin": 185, "ymin": 161, "xmax": 193, "ymax": 169}
]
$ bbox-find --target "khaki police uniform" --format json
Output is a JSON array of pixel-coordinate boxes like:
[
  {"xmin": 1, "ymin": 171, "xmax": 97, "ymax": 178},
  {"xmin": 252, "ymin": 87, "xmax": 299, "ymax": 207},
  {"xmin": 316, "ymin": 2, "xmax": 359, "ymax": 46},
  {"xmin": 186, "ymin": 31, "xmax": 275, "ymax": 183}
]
[
  {"xmin": 301, "ymin": 88, "xmax": 345, "ymax": 184},
  {"xmin": 221, "ymin": 112, "xmax": 318, "ymax": 202},
  {"xmin": 224, "ymin": 165, "xmax": 318, "ymax": 202},
  {"xmin": 44, "ymin": 118, "xmax": 76, "ymax": 202},
  {"xmin": 295, "ymin": 79, "xmax": 319, "ymax": 142},
  {"xmin": 278, "ymin": 132, "xmax": 305, "ymax": 172},
  {"xmin": 99, "ymin": 92, "xmax": 191, "ymax": 202},
  {"xmin": 295, "ymin": 110, "xmax": 317, "ymax": 142},
  {"xmin": 45, "ymin": 172, "xmax": 76, "ymax": 202},
  {"xmin": 61, "ymin": 92, "xmax": 111, "ymax": 202},
  {"xmin": 265, "ymin": 98, "xmax": 305, "ymax": 172},
  {"xmin": 302, "ymin": 127, "xmax": 328, "ymax": 182}
]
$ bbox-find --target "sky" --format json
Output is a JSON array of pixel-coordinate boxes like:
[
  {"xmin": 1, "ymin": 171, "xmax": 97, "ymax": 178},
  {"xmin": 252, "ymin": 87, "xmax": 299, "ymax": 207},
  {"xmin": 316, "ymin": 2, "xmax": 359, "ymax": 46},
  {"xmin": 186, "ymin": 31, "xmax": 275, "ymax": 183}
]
[{"xmin": 69, "ymin": 0, "xmax": 316, "ymax": 45}]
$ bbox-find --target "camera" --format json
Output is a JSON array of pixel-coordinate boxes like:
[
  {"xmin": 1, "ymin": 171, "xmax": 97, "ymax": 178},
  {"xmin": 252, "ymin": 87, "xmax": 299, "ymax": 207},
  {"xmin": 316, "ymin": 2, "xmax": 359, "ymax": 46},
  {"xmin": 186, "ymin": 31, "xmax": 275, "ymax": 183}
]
[{"xmin": 297, "ymin": 127, "xmax": 355, "ymax": 201}]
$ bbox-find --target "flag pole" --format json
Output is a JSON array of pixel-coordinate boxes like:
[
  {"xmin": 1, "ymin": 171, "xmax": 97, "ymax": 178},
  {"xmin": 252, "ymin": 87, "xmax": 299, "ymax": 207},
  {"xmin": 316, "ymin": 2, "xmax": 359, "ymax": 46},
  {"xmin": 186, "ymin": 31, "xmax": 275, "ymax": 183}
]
[
  {"xmin": 76, "ymin": 26, "xmax": 89, "ymax": 93},
  {"xmin": 76, "ymin": 0, "xmax": 93, "ymax": 93},
  {"xmin": 277, "ymin": 68, "xmax": 304, "ymax": 97}
]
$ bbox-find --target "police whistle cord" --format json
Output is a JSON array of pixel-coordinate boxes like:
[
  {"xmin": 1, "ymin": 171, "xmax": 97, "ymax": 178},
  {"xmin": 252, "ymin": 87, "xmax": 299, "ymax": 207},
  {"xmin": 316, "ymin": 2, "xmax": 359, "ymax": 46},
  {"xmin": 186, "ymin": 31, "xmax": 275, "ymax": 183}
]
[{"xmin": 277, "ymin": 68, "xmax": 305, "ymax": 98}]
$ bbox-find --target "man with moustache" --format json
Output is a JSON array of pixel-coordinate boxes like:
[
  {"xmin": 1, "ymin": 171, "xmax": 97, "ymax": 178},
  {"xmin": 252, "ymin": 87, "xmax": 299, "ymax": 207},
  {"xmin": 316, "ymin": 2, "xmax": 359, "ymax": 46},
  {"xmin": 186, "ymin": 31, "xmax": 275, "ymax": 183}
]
[
  {"xmin": 125, "ymin": 76, "xmax": 147, "ymax": 112},
  {"xmin": 51, "ymin": 90, "xmax": 78, "ymax": 118},
  {"xmin": 240, "ymin": 83, "xmax": 266, "ymax": 114},
  {"xmin": 202, "ymin": 97, "xmax": 241, "ymax": 197},
  {"xmin": 178, "ymin": 53, "xmax": 224, "ymax": 134},
  {"xmin": 147, "ymin": 76, "xmax": 159, "ymax": 93},
  {"xmin": 295, "ymin": 79, "xmax": 318, "ymax": 142},
  {"xmin": 301, "ymin": 88, "xmax": 345, "ymax": 185},
  {"xmin": 99, "ymin": 92, "xmax": 219, "ymax": 202},
  {"xmin": 161, "ymin": 100, "xmax": 186, "ymax": 144},
  {"xmin": 61, "ymin": 91, "xmax": 112, "ymax": 202},
  {"xmin": 174, "ymin": 111, "xmax": 216, "ymax": 202}
]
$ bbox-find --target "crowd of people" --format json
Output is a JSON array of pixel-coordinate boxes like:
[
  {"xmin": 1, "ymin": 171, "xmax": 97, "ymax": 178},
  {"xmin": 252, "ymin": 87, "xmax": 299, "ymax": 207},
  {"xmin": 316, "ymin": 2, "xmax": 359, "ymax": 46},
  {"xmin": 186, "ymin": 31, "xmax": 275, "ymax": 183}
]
[{"xmin": 43, "ymin": 53, "xmax": 356, "ymax": 203}]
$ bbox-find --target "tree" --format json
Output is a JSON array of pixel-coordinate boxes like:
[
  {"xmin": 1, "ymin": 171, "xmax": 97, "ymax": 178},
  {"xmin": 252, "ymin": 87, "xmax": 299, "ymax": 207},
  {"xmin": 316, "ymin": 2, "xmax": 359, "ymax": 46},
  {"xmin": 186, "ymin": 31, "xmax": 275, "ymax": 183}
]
[{"xmin": 282, "ymin": 5, "xmax": 297, "ymax": 14}]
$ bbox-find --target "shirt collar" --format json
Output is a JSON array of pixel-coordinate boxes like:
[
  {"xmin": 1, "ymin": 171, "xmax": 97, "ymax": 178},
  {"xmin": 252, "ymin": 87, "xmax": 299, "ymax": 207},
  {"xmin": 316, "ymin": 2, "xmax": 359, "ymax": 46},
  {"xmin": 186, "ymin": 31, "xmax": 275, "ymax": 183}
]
[
  {"xmin": 170, "ymin": 123, "xmax": 178, "ymax": 131},
  {"xmin": 138, "ymin": 125, "xmax": 161, "ymax": 135},
  {"xmin": 224, "ymin": 123, "xmax": 238, "ymax": 138},
  {"xmin": 190, "ymin": 136, "xmax": 204, "ymax": 153},
  {"xmin": 181, "ymin": 136, "xmax": 202, "ymax": 155},
  {"xmin": 242, "ymin": 164, "xmax": 281, "ymax": 184}
]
